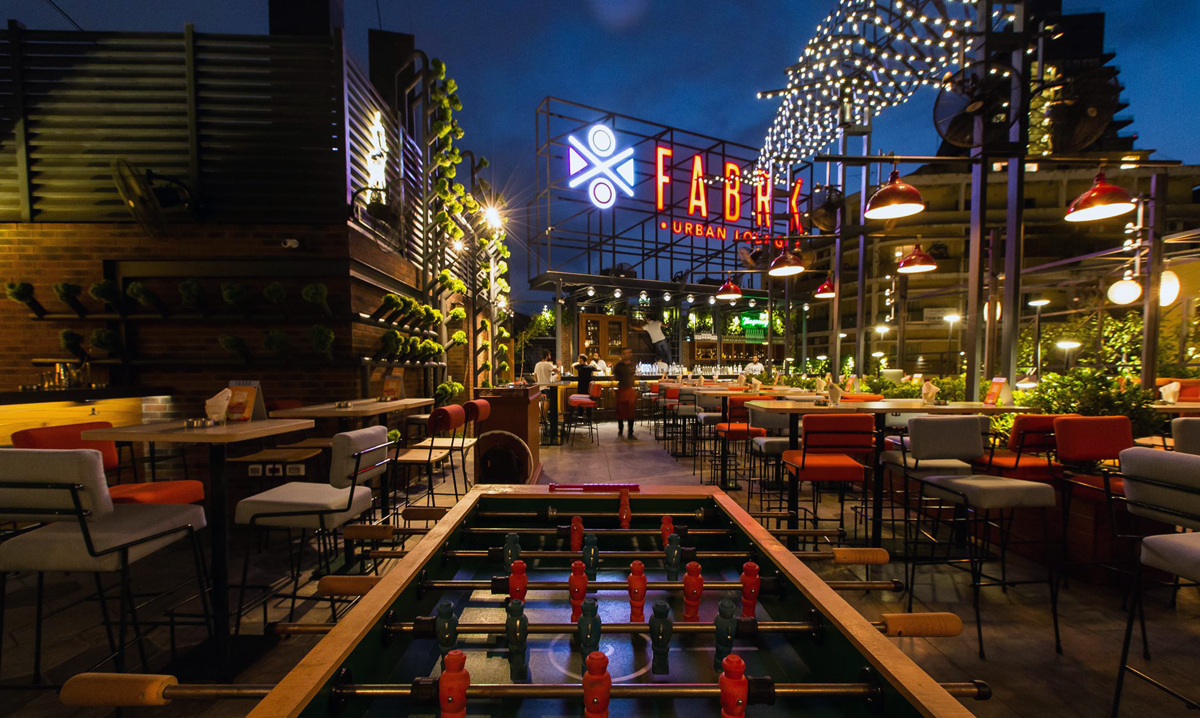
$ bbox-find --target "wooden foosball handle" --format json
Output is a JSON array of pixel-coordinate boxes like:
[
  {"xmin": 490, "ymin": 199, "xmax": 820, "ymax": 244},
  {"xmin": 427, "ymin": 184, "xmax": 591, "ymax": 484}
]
[
  {"xmin": 343, "ymin": 524, "xmax": 397, "ymax": 541},
  {"xmin": 316, "ymin": 575, "xmax": 381, "ymax": 597},
  {"xmin": 830, "ymin": 547, "xmax": 890, "ymax": 565},
  {"xmin": 880, "ymin": 612, "xmax": 963, "ymax": 638},
  {"xmin": 60, "ymin": 673, "xmax": 178, "ymax": 706}
]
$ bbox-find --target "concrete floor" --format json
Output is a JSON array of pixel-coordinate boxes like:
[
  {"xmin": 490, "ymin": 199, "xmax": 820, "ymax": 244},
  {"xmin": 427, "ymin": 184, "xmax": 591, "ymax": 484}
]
[{"xmin": 2, "ymin": 419, "xmax": 1197, "ymax": 717}]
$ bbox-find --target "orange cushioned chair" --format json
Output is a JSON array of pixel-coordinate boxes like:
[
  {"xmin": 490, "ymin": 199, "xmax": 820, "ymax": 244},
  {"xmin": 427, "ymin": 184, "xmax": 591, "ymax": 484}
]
[
  {"xmin": 840, "ymin": 393, "xmax": 884, "ymax": 403},
  {"xmin": 1054, "ymin": 415, "xmax": 1134, "ymax": 499},
  {"xmin": 972, "ymin": 413, "xmax": 1073, "ymax": 481},
  {"xmin": 11, "ymin": 422, "xmax": 205, "ymax": 505},
  {"xmin": 782, "ymin": 413, "xmax": 875, "ymax": 526}
]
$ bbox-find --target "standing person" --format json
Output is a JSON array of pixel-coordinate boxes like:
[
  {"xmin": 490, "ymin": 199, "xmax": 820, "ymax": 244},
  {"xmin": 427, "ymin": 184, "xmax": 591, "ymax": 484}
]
[
  {"xmin": 613, "ymin": 346, "xmax": 638, "ymax": 440},
  {"xmin": 534, "ymin": 350, "xmax": 557, "ymax": 385},
  {"xmin": 642, "ymin": 317, "xmax": 671, "ymax": 364},
  {"xmin": 573, "ymin": 354, "xmax": 597, "ymax": 399},
  {"xmin": 743, "ymin": 355, "xmax": 765, "ymax": 375},
  {"xmin": 591, "ymin": 350, "xmax": 609, "ymax": 375}
]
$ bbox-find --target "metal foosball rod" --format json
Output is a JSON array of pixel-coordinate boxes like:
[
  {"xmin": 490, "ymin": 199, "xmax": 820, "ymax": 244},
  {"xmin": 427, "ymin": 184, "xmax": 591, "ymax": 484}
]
[
  {"xmin": 418, "ymin": 578, "xmax": 904, "ymax": 594},
  {"xmin": 343, "ymin": 524, "xmax": 844, "ymax": 541},
  {"xmin": 57, "ymin": 671, "xmax": 991, "ymax": 708},
  {"xmin": 271, "ymin": 611, "xmax": 965, "ymax": 639},
  {"xmin": 473, "ymin": 509, "xmax": 795, "ymax": 521},
  {"xmin": 365, "ymin": 546, "xmax": 891, "ymax": 566}
]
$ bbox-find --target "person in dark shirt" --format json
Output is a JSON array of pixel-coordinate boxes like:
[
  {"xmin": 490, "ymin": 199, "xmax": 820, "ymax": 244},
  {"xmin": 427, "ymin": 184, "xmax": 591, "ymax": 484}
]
[
  {"xmin": 572, "ymin": 353, "xmax": 596, "ymax": 398},
  {"xmin": 613, "ymin": 347, "xmax": 637, "ymax": 439}
]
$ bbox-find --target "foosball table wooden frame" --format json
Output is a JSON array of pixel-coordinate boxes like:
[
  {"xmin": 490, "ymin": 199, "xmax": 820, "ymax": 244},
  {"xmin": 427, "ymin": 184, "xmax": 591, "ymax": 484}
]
[{"xmin": 59, "ymin": 485, "xmax": 987, "ymax": 718}]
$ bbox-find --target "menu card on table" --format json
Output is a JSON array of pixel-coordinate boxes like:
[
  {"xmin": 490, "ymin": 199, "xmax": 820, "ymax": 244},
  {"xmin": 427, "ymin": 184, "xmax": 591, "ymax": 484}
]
[
  {"xmin": 226, "ymin": 385, "xmax": 258, "ymax": 421},
  {"xmin": 983, "ymin": 377, "xmax": 1014, "ymax": 406},
  {"xmin": 382, "ymin": 375, "xmax": 405, "ymax": 400}
]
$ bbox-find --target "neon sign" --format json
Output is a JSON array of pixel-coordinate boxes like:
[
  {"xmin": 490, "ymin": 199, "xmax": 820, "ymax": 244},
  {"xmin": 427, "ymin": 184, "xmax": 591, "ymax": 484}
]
[{"xmin": 568, "ymin": 125, "xmax": 635, "ymax": 209}]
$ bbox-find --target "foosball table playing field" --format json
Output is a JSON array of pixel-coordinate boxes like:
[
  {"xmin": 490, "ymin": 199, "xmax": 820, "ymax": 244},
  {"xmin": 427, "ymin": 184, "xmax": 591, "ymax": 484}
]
[{"xmin": 58, "ymin": 485, "xmax": 989, "ymax": 718}]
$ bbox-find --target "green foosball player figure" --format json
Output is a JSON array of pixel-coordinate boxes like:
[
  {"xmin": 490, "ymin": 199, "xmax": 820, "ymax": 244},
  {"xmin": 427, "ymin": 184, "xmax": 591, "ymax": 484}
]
[
  {"xmin": 503, "ymin": 532, "xmax": 522, "ymax": 565},
  {"xmin": 713, "ymin": 598, "xmax": 737, "ymax": 671},
  {"xmin": 664, "ymin": 534, "xmax": 683, "ymax": 580},
  {"xmin": 577, "ymin": 597, "xmax": 602, "ymax": 658},
  {"xmin": 506, "ymin": 599, "xmax": 529, "ymax": 681},
  {"xmin": 649, "ymin": 600, "xmax": 673, "ymax": 675},
  {"xmin": 435, "ymin": 600, "xmax": 458, "ymax": 669},
  {"xmin": 582, "ymin": 534, "xmax": 600, "ymax": 580}
]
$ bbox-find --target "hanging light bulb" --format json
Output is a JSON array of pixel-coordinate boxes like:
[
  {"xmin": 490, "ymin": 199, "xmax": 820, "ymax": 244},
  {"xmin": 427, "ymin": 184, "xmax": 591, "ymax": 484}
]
[
  {"xmin": 814, "ymin": 274, "xmax": 836, "ymax": 298},
  {"xmin": 716, "ymin": 277, "xmax": 742, "ymax": 300},
  {"xmin": 1160, "ymin": 269, "xmax": 1181, "ymax": 306},
  {"xmin": 686, "ymin": 294, "xmax": 695, "ymax": 304},
  {"xmin": 748, "ymin": 299, "xmax": 757, "ymax": 308},
  {"xmin": 639, "ymin": 291, "xmax": 648, "ymax": 301},
  {"xmin": 1065, "ymin": 171, "xmax": 1135, "ymax": 222},
  {"xmin": 864, "ymin": 169, "xmax": 925, "ymax": 220},
  {"xmin": 708, "ymin": 296, "xmax": 716, "ymax": 305},
  {"xmin": 586, "ymin": 286, "xmax": 595, "ymax": 297},
  {"xmin": 896, "ymin": 244, "xmax": 937, "ymax": 274},
  {"xmin": 613, "ymin": 288, "xmax": 622, "ymax": 298},
  {"xmin": 1107, "ymin": 271, "xmax": 1142, "ymax": 305},
  {"xmin": 663, "ymin": 292, "xmax": 672, "ymax": 302},
  {"xmin": 767, "ymin": 248, "xmax": 807, "ymax": 277}
]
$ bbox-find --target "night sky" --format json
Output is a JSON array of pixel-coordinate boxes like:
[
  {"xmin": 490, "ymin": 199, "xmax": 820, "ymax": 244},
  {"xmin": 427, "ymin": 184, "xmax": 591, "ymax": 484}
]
[{"xmin": 10, "ymin": 0, "xmax": 1200, "ymax": 306}]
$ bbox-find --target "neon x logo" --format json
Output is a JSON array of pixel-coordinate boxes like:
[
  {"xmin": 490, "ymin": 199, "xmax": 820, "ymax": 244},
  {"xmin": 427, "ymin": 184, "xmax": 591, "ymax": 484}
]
[{"xmin": 567, "ymin": 125, "xmax": 635, "ymax": 209}]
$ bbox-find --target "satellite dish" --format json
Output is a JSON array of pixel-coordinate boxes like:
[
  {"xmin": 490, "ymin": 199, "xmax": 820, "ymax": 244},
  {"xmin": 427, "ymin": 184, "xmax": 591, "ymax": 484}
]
[
  {"xmin": 1044, "ymin": 67, "xmax": 1122, "ymax": 154},
  {"xmin": 111, "ymin": 160, "xmax": 197, "ymax": 239},
  {"xmin": 933, "ymin": 62, "xmax": 1021, "ymax": 148}
]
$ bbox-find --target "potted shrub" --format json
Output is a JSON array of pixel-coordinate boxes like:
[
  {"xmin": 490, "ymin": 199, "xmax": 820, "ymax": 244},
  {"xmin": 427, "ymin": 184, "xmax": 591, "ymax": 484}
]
[
  {"xmin": 263, "ymin": 282, "xmax": 287, "ymax": 316},
  {"xmin": 263, "ymin": 329, "xmax": 291, "ymax": 361},
  {"xmin": 53, "ymin": 282, "xmax": 89, "ymax": 318},
  {"xmin": 447, "ymin": 330, "xmax": 467, "ymax": 349},
  {"xmin": 447, "ymin": 306, "xmax": 466, "ymax": 324},
  {"xmin": 387, "ymin": 295, "xmax": 417, "ymax": 325},
  {"xmin": 374, "ymin": 329, "xmax": 403, "ymax": 362},
  {"xmin": 90, "ymin": 328, "xmax": 124, "ymax": 360},
  {"xmin": 369, "ymin": 293, "xmax": 403, "ymax": 322},
  {"xmin": 221, "ymin": 281, "xmax": 251, "ymax": 317},
  {"xmin": 88, "ymin": 279, "xmax": 124, "ymax": 316},
  {"xmin": 178, "ymin": 279, "xmax": 208, "ymax": 316},
  {"xmin": 302, "ymin": 283, "xmax": 332, "ymax": 317},
  {"xmin": 60, "ymin": 329, "xmax": 89, "ymax": 362},
  {"xmin": 310, "ymin": 324, "xmax": 335, "ymax": 361},
  {"xmin": 126, "ymin": 281, "xmax": 168, "ymax": 317},
  {"xmin": 6, "ymin": 281, "xmax": 47, "ymax": 318},
  {"xmin": 219, "ymin": 334, "xmax": 251, "ymax": 363}
]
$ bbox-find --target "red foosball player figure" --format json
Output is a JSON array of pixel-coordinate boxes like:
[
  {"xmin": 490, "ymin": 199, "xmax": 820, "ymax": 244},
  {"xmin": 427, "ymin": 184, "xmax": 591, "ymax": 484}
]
[
  {"xmin": 570, "ymin": 516, "xmax": 585, "ymax": 552},
  {"xmin": 439, "ymin": 649, "xmax": 470, "ymax": 718},
  {"xmin": 508, "ymin": 560, "xmax": 528, "ymax": 601},
  {"xmin": 583, "ymin": 650, "xmax": 612, "ymax": 718},
  {"xmin": 627, "ymin": 560, "xmax": 647, "ymax": 621},
  {"xmin": 659, "ymin": 515, "xmax": 674, "ymax": 546},
  {"xmin": 618, "ymin": 489, "xmax": 632, "ymax": 529},
  {"xmin": 739, "ymin": 562, "xmax": 760, "ymax": 618},
  {"xmin": 719, "ymin": 654, "xmax": 748, "ymax": 718},
  {"xmin": 569, "ymin": 560, "xmax": 589, "ymax": 621},
  {"xmin": 682, "ymin": 561, "xmax": 703, "ymax": 622}
]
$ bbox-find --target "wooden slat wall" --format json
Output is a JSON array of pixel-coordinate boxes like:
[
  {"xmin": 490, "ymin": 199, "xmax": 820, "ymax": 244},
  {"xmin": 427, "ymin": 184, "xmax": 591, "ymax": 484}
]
[{"xmin": 0, "ymin": 26, "xmax": 350, "ymax": 224}]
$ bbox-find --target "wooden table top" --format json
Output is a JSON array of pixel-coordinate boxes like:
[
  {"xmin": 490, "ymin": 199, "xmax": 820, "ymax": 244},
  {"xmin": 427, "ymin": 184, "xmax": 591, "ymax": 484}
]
[
  {"xmin": 1151, "ymin": 402, "xmax": 1200, "ymax": 414},
  {"xmin": 268, "ymin": 397, "xmax": 433, "ymax": 419},
  {"xmin": 746, "ymin": 399, "xmax": 1041, "ymax": 415},
  {"xmin": 82, "ymin": 418, "xmax": 314, "ymax": 444}
]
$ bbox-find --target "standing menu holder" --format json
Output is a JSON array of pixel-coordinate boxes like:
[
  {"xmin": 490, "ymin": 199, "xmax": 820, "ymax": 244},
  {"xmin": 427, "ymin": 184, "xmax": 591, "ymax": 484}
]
[
  {"xmin": 983, "ymin": 377, "xmax": 1014, "ymax": 406},
  {"xmin": 382, "ymin": 375, "xmax": 406, "ymax": 400},
  {"xmin": 228, "ymin": 380, "xmax": 268, "ymax": 421}
]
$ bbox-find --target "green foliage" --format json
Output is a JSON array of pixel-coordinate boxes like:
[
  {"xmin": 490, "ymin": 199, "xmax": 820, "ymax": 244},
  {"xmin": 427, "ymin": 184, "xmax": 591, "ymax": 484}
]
[
  {"xmin": 498, "ymin": 361, "xmax": 510, "ymax": 374},
  {"xmin": 450, "ymin": 330, "xmax": 468, "ymax": 346},
  {"xmin": 448, "ymin": 307, "xmax": 467, "ymax": 323},
  {"xmin": 381, "ymin": 330, "xmax": 403, "ymax": 356},
  {"xmin": 301, "ymin": 283, "xmax": 328, "ymax": 304},
  {"xmin": 90, "ymin": 328, "xmax": 122, "ymax": 355},
  {"xmin": 381, "ymin": 293, "xmax": 403, "ymax": 312},
  {"xmin": 494, "ymin": 343, "xmax": 509, "ymax": 358},
  {"xmin": 59, "ymin": 329, "xmax": 84, "ymax": 350},
  {"xmin": 52, "ymin": 282, "xmax": 81, "ymax": 301},
  {"xmin": 437, "ymin": 269, "xmax": 467, "ymax": 296},
  {"xmin": 430, "ymin": 58, "xmax": 446, "ymax": 80},
  {"xmin": 433, "ymin": 380, "xmax": 465, "ymax": 406},
  {"xmin": 881, "ymin": 381, "xmax": 922, "ymax": 399},
  {"xmin": 929, "ymin": 374, "xmax": 966, "ymax": 402},
  {"xmin": 388, "ymin": 429, "xmax": 402, "ymax": 444},
  {"xmin": 1157, "ymin": 361, "xmax": 1200, "ymax": 380},
  {"xmin": 859, "ymin": 375, "xmax": 895, "ymax": 395},
  {"xmin": 178, "ymin": 279, "xmax": 204, "ymax": 306},
  {"xmin": 480, "ymin": 339, "xmax": 491, "ymax": 351},
  {"xmin": 481, "ymin": 361, "xmax": 492, "ymax": 372},
  {"xmin": 89, "ymin": 279, "xmax": 121, "ymax": 304},
  {"xmin": 263, "ymin": 329, "xmax": 291, "ymax": 356},
  {"xmin": 1023, "ymin": 367, "xmax": 1161, "ymax": 436},
  {"xmin": 219, "ymin": 334, "xmax": 249, "ymax": 362},
  {"xmin": 263, "ymin": 282, "xmax": 287, "ymax": 306},
  {"xmin": 6, "ymin": 281, "xmax": 34, "ymax": 302},
  {"xmin": 125, "ymin": 282, "xmax": 164, "ymax": 311},
  {"xmin": 310, "ymin": 324, "xmax": 335, "ymax": 358},
  {"xmin": 497, "ymin": 326, "xmax": 510, "ymax": 340},
  {"xmin": 221, "ymin": 281, "xmax": 248, "ymax": 307}
]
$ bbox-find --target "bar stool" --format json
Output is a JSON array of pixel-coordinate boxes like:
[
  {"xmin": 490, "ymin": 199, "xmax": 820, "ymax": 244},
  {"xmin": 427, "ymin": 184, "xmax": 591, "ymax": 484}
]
[
  {"xmin": 972, "ymin": 413, "xmax": 1071, "ymax": 481},
  {"xmin": 396, "ymin": 406, "xmax": 459, "ymax": 504},
  {"xmin": 0, "ymin": 448, "xmax": 209, "ymax": 682},
  {"xmin": 1111, "ymin": 447, "xmax": 1200, "ymax": 716},
  {"xmin": 234, "ymin": 426, "xmax": 388, "ymax": 624},
  {"xmin": 692, "ymin": 392, "xmax": 723, "ymax": 480},
  {"xmin": 564, "ymin": 383, "xmax": 602, "ymax": 444},
  {"xmin": 883, "ymin": 415, "xmax": 988, "ymax": 540},
  {"xmin": 1053, "ymin": 416, "xmax": 1134, "ymax": 576},
  {"xmin": 668, "ymin": 386, "xmax": 698, "ymax": 456},
  {"xmin": 782, "ymin": 413, "xmax": 875, "ymax": 532},
  {"xmin": 747, "ymin": 406, "xmax": 790, "ymax": 510},
  {"xmin": 711, "ymin": 395, "xmax": 767, "ymax": 489}
]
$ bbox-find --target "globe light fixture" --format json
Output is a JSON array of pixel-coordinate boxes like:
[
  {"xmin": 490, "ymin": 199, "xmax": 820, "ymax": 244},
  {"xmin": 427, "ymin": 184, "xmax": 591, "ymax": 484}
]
[
  {"xmin": 1065, "ymin": 172, "xmax": 1135, "ymax": 223},
  {"xmin": 1027, "ymin": 298, "xmax": 1050, "ymax": 308},
  {"xmin": 613, "ymin": 288, "xmax": 622, "ymax": 298},
  {"xmin": 767, "ymin": 249, "xmax": 807, "ymax": 277},
  {"xmin": 875, "ymin": 324, "xmax": 889, "ymax": 335},
  {"xmin": 639, "ymin": 291, "xmax": 648, "ymax": 301},
  {"xmin": 708, "ymin": 296, "xmax": 716, "ymax": 305},
  {"xmin": 896, "ymin": 244, "xmax": 937, "ymax": 274},
  {"xmin": 715, "ymin": 277, "xmax": 742, "ymax": 300},
  {"xmin": 813, "ymin": 274, "xmax": 836, "ymax": 298},
  {"xmin": 663, "ymin": 292, "xmax": 672, "ymax": 302},
  {"xmin": 1160, "ymin": 269, "xmax": 1181, "ymax": 306},
  {"xmin": 1107, "ymin": 272, "xmax": 1142, "ymax": 305},
  {"xmin": 686, "ymin": 294, "xmax": 695, "ymax": 304},
  {"xmin": 864, "ymin": 169, "xmax": 926, "ymax": 220},
  {"xmin": 586, "ymin": 286, "xmax": 595, "ymax": 297}
]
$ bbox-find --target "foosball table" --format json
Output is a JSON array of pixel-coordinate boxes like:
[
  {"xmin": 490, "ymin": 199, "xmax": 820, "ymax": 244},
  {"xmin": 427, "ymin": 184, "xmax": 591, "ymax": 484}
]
[{"xmin": 59, "ymin": 485, "xmax": 988, "ymax": 717}]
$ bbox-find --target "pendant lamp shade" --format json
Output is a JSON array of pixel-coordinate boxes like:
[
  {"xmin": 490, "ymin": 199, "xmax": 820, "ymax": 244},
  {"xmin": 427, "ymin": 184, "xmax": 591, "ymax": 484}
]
[
  {"xmin": 1160, "ymin": 270, "xmax": 1181, "ymax": 306},
  {"xmin": 715, "ymin": 278, "xmax": 742, "ymax": 300},
  {"xmin": 813, "ymin": 274, "xmax": 836, "ymax": 299},
  {"xmin": 1106, "ymin": 278, "xmax": 1142, "ymax": 305},
  {"xmin": 864, "ymin": 170, "xmax": 925, "ymax": 220},
  {"xmin": 767, "ymin": 249, "xmax": 807, "ymax": 277},
  {"xmin": 1064, "ymin": 172, "xmax": 1135, "ymax": 222},
  {"xmin": 896, "ymin": 244, "xmax": 937, "ymax": 274}
]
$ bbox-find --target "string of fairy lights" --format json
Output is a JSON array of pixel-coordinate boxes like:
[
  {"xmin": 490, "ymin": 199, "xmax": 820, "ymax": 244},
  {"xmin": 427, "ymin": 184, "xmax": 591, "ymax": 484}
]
[{"xmin": 758, "ymin": 0, "xmax": 1018, "ymax": 171}]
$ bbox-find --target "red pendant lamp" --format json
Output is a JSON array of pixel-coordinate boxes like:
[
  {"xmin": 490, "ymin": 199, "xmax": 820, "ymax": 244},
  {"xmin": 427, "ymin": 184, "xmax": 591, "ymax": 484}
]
[
  {"xmin": 896, "ymin": 244, "xmax": 937, "ymax": 274},
  {"xmin": 864, "ymin": 169, "xmax": 925, "ymax": 220},
  {"xmin": 715, "ymin": 277, "xmax": 742, "ymax": 300},
  {"xmin": 1064, "ymin": 171, "xmax": 1135, "ymax": 222},
  {"xmin": 767, "ymin": 249, "xmax": 807, "ymax": 277},
  {"xmin": 813, "ymin": 274, "xmax": 836, "ymax": 298}
]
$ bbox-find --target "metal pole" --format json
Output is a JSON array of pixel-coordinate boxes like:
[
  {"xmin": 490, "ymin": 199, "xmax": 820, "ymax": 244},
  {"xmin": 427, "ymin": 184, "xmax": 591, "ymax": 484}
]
[
  {"xmin": 1141, "ymin": 173, "xmax": 1168, "ymax": 391},
  {"xmin": 801, "ymin": 304, "xmax": 809, "ymax": 371},
  {"xmin": 831, "ymin": 134, "xmax": 847, "ymax": 382},
  {"xmin": 855, "ymin": 133, "xmax": 870, "ymax": 380},
  {"xmin": 1033, "ymin": 305, "xmax": 1042, "ymax": 378},
  {"xmin": 896, "ymin": 275, "xmax": 907, "ymax": 372},
  {"xmin": 999, "ymin": 0, "xmax": 1030, "ymax": 384}
]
